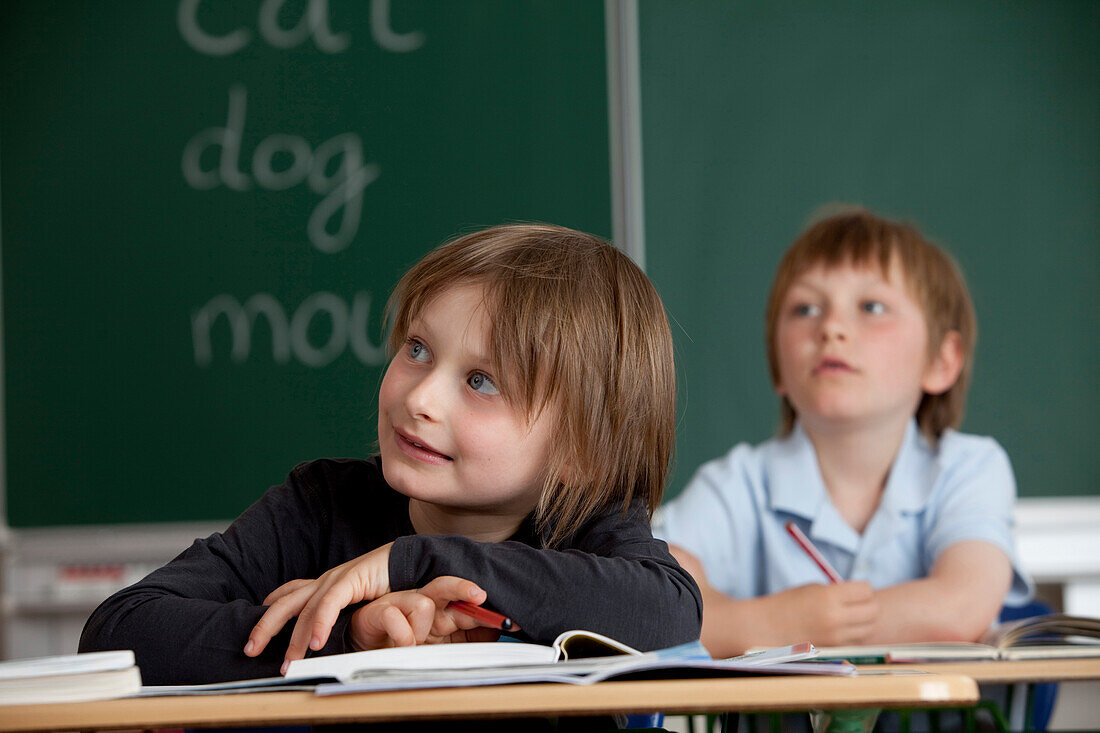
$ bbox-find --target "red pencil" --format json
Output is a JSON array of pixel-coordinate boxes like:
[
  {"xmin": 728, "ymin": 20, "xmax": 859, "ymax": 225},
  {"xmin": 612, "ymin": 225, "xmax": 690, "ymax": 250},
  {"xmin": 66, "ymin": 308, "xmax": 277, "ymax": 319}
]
[
  {"xmin": 785, "ymin": 521, "xmax": 842, "ymax": 583},
  {"xmin": 447, "ymin": 600, "xmax": 519, "ymax": 632}
]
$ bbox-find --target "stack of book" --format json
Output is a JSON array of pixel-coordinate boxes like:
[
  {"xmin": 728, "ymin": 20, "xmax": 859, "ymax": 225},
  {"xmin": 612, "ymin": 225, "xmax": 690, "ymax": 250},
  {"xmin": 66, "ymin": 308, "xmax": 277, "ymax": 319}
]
[{"xmin": 0, "ymin": 650, "xmax": 141, "ymax": 705}]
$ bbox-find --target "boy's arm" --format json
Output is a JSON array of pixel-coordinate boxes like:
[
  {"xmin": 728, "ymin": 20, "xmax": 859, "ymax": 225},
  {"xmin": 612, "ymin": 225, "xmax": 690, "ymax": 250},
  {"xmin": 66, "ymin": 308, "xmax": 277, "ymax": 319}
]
[
  {"xmin": 681, "ymin": 541, "xmax": 1009, "ymax": 656},
  {"xmin": 671, "ymin": 545, "xmax": 878, "ymax": 658},
  {"xmin": 866, "ymin": 436, "xmax": 1022, "ymax": 642},
  {"xmin": 389, "ymin": 499, "xmax": 703, "ymax": 652},
  {"xmin": 867, "ymin": 540, "xmax": 1012, "ymax": 642}
]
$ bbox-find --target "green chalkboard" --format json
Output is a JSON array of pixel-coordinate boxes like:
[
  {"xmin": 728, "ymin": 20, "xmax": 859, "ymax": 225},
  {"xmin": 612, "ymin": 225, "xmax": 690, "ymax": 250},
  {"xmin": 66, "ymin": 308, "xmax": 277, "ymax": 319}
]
[
  {"xmin": 641, "ymin": 1, "xmax": 1099, "ymax": 498},
  {"xmin": 1, "ymin": 1, "xmax": 611, "ymax": 526}
]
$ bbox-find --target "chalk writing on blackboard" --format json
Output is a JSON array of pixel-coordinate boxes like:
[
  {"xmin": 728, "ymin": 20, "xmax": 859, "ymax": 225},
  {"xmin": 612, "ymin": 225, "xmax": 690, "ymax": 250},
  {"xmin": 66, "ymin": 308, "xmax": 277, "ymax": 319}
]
[
  {"xmin": 181, "ymin": 85, "xmax": 379, "ymax": 254},
  {"xmin": 191, "ymin": 292, "xmax": 387, "ymax": 368},
  {"xmin": 181, "ymin": 0, "xmax": 422, "ymax": 368},
  {"xmin": 177, "ymin": 0, "xmax": 424, "ymax": 56}
]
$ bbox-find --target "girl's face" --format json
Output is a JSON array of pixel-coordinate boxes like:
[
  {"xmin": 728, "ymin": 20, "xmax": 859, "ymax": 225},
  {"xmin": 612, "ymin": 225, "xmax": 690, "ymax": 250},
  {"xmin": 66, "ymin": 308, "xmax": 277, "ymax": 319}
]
[
  {"xmin": 774, "ymin": 259, "xmax": 943, "ymax": 435},
  {"xmin": 377, "ymin": 283, "xmax": 556, "ymax": 537}
]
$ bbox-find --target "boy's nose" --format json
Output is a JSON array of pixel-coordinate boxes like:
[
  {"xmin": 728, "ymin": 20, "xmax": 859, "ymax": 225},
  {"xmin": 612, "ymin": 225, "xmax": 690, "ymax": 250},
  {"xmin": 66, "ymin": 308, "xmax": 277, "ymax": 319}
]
[{"xmin": 820, "ymin": 309, "xmax": 848, "ymax": 342}]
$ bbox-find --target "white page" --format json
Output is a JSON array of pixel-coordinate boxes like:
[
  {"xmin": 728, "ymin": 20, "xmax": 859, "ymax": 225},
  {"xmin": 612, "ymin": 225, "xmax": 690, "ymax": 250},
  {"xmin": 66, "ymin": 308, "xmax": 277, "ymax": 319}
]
[
  {"xmin": 0, "ymin": 650, "xmax": 135, "ymax": 680},
  {"xmin": 285, "ymin": 641, "xmax": 558, "ymax": 682}
]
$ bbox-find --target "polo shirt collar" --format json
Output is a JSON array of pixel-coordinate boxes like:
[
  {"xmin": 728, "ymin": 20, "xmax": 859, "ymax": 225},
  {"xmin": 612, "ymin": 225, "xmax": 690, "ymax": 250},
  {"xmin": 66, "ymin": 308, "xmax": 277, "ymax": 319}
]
[
  {"xmin": 765, "ymin": 420, "xmax": 933, "ymax": 552},
  {"xmin": 766, "ymin": 423, "xmax": 826, "ymax": 521}
]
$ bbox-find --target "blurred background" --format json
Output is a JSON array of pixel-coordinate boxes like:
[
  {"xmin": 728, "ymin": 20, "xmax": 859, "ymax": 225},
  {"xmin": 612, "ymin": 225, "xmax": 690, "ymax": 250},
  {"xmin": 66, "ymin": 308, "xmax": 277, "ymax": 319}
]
[{"xmin": 1, "ymin": 2, "xmax": 1097, "ymax": 720}]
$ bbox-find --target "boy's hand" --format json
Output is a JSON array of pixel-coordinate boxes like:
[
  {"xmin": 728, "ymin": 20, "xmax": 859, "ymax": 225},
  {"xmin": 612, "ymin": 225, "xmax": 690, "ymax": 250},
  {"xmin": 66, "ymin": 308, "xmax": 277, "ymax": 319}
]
[
  {"xmin": 671, "ymin": 544, "xmax": 877, "ymax": 655},
  {"xmin": 349, "ymin": 576, "xmax": 499, "ymax": 651},
  {"xmin": 245, "ymin": 543, "xmax": 395, "ymax": 668},
  {"xmin": 766, "ymin": 581, "xmax": 878, "ymax": 646}
]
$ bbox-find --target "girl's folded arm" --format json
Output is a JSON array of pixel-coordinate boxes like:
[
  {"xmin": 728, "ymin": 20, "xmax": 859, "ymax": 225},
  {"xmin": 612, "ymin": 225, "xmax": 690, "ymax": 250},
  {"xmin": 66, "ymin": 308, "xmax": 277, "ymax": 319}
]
[
  {"xmin": 390, "ymin": 499, "xmax": 703, "ymax": 651},
  {"xmin": 78, "ymin": 466, "xmax": 346, "ymax": 684}
]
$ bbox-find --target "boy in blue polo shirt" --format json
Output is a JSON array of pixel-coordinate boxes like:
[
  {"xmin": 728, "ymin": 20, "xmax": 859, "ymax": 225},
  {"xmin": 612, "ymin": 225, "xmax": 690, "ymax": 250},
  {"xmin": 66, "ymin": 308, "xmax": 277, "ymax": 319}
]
[{"xmin": 654, "ymin": 208, "xmax": 1031, "ymax": 658}]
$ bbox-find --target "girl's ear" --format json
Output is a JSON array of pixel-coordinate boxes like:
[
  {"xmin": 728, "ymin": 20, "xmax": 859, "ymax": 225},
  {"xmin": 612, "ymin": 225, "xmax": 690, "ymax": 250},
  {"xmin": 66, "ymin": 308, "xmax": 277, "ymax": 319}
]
[{"xmin": 922, "ymin": 330, "xmax": 964, "ymax": 395}]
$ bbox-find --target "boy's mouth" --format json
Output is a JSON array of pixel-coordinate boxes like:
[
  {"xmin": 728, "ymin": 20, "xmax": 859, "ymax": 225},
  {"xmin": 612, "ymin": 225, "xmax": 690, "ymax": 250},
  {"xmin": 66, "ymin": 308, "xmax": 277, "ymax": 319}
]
[
  {"xmin": 813, "ymin": 358, "xmax": 855, "ymax": 375},
  {"xmin": 394, "ymin": 429, "xmax": 454, "ymax": 463}
]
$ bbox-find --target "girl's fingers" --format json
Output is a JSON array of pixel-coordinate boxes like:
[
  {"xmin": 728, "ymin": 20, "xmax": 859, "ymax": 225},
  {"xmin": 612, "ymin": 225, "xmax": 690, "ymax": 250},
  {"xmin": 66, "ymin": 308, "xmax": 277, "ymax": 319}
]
[
  {"xmin": 420, "ymin": 576, "xmax": 486, "ymax": 633},
  {"xmin": 278, "ymin": 581, "xmax": 336, "ymax": 665},
  {"xmin": 380, "ymin": 604, "xmax": 417, "ymax": 647},
  {"xmin": 454, "ymin": 626, "xmax": 501, "ymax": 643},
  {"xmin": 259, "ymin": 547, "xmax": 396, "ymax": 666},
  {"xmin": 416, "ymin": 577, "xmax": 487, "ymax": 635},
  {"xmin": 282, "ymin": 562, "xmax": 372, "ymax": 664},
  {"xmin": 262, "ymin": 578, "xmax": 315, "ymax": 606},
  {"xmin": 245, "ymin": 583, "xmax": 317, "ymax": 657},
  {"xmin": 419, "ymin": 576, "xmax": 485, "ymax": 604},
  {"xmin": 351, "ymin": 592, "xmax": 439, "ymax": 649},
  {"xmin": 443, "ymin": 609, "xmax": 484, "ymax": 633},
  {"xmin": 403, "ymin": 593, "xmax": 438, "ymax": 644},
  {"xmin": 283, "ymin": 575, "xmax": 363, "ymax": 665}
]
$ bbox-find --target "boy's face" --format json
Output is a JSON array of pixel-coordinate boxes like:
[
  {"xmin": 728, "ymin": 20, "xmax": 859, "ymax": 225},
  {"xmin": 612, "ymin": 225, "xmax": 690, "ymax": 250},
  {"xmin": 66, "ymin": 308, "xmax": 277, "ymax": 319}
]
[
  {"xmin": 773, "ymin": 259, "xmax": 943, "ymax": 435},
  {"xmin": 377, "ymin": 283, "xmax": 555, "ymax": 533}
]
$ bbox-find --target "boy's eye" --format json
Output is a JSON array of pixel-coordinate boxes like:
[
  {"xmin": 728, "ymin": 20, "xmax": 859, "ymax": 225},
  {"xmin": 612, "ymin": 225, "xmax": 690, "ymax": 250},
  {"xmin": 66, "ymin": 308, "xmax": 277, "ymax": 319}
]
[
  {"xmin": 467, "ymin": 372, "xmax": 499, "ymax": 395},
  {"xmin": 406, "ymin": 338, "xmax": 431, "ymax": 362},
  {"xmin": 860, "ymin": 300, "xmax": 886, "ymax": 315},
  {"xmin": 792, "ymin": 303, "xmax": 821, "ymax": 317}
]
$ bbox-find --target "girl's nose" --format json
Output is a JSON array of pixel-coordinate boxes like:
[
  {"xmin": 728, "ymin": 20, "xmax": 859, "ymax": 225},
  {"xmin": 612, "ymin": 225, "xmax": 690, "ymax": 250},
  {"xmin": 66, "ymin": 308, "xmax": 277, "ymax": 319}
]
[{"xmin": 405, "ymin": 372, "xmax": 443, "ymax": 421}]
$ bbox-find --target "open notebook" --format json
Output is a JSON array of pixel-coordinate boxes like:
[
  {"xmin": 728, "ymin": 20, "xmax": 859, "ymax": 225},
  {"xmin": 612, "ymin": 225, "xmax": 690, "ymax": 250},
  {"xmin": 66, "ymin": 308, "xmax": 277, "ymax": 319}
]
[
  {"xmin": 141, "ymin": 631, "xmax": 846, "ymax": 696},
  {"xmin": 288, "ymin": 628, "xmax": 641, "ymax": 681},
  {"xmin": 813, "ymin": 613, "xmax": 1100, "ymax": 663},
  {"xmin": 315, "ymin": 645, "xmax": 848, "ymax": 696},
  {"xmin": 303, "ymin": 634, "xmax": 849, "ymax": 696}
]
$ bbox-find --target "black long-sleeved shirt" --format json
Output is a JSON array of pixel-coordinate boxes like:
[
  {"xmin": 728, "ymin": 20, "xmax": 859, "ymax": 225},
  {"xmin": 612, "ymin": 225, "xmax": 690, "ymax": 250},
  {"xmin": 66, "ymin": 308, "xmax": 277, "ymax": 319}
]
[{"xmin": 79, "ymin": 457, "xmax": 701, "ymax": 684}]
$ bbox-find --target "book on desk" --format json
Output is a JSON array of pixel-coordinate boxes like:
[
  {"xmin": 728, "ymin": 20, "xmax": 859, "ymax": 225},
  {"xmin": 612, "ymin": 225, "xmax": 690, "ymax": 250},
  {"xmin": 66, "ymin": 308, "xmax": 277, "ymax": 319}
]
[
  {"xmin": 813, "ymin": 613, "xmax": 1100, "ymax": 663},
  {"xmin": 140, "ymin": 630, "xmax": 850, "ymax": 697},
  {"xmin": 0, "ymin": 650, "xmax": 141, "ymax": 705}
]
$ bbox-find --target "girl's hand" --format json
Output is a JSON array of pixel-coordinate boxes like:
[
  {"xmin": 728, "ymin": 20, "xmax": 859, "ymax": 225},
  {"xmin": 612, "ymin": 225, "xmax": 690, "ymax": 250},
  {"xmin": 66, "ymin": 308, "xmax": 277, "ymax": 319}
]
[
  {"xmin": 349, "ymin": 576, "xmax": 499, "ymax": 651},
  {"xmin": 244, "ymin": 543, "xmax": 395, "ymax": 668}
]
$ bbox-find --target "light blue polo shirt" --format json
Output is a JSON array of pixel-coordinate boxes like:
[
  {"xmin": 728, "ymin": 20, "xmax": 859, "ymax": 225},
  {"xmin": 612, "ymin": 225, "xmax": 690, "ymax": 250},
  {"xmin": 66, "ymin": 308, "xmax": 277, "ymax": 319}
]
[{"xmin": 653, "ymin": 421, "xmax": 1032, "ymax": 605}]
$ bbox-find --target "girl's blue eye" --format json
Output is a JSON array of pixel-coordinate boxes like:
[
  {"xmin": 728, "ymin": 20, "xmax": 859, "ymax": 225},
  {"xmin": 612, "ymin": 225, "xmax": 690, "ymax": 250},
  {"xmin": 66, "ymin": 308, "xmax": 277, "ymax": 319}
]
[
  {"xmin": 407, "ymin": 338, "xmax": 430, "ymax": 362},
  {"xmin": 861, "ymin": 300, "xmax": 886, "ymax": 315},
  {"xmin": 467, "ymin": 372, "xmax": 499, "ymax": 395},
  {"xmin": 793, "ymin": 303, "xmax": 821, "ymax": 317}
]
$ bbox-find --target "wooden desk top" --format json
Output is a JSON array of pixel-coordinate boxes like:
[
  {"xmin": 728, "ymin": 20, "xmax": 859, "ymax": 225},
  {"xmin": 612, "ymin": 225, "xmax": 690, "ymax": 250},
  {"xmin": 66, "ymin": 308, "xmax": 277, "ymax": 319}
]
[
  {"xmin": 0, "ymin": 674, "xmax": 978, "ymax": 732},
  {"xmin": 867, "ymin": 657, "xmax": 1100, "ymax": 684}
]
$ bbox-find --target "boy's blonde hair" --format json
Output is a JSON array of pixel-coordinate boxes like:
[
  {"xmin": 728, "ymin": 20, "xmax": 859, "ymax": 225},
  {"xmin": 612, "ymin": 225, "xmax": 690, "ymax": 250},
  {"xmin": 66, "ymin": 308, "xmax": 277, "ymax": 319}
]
[
  {"xmin": 765, "ymin": 207, "xmax": 976, "ymax": 442},
  {"xmin": 387, "ymin": 223, "xmax": 676, "ymax": 547}
]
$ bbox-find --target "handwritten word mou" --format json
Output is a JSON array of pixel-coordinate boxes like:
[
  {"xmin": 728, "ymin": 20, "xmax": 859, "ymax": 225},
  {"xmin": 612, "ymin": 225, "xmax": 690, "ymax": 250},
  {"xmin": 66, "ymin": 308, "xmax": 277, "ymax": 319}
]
[
  {"xmin": 192, "ymin": 292, "xmax": 387, "ymax": 368},
  {"xmin": 181, "ymin": 0, "xmax": 424, "ymax": 368}
]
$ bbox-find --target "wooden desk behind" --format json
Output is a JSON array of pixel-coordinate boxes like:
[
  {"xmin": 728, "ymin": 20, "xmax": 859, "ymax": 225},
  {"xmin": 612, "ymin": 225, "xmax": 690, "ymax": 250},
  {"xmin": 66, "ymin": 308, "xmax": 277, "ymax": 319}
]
[
  {"xmin": 0, "ymin": 674, "xmax": 978, "ymax": 732},
  {"xmin": 865, "ymin": 657, "xmax": 1100, "ymax": 684}
]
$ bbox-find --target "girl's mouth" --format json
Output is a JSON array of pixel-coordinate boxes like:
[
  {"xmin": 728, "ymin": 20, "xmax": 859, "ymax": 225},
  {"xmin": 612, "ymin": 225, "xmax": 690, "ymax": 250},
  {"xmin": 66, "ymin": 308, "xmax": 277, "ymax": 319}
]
[{"xmin": 395, "ymin": 429, "xmax": 453, "ymax": 464}]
